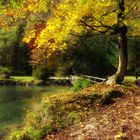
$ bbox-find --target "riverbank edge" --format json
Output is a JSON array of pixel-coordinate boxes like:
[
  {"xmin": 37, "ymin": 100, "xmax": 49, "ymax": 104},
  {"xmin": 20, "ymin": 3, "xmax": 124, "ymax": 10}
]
[
  {"xmin": 6, "ymin": 83, "xmax": 138, "ymax": 140},
  {"xmin": 0, "ymin": 79, "xmax": 71, "ymax": 86}
]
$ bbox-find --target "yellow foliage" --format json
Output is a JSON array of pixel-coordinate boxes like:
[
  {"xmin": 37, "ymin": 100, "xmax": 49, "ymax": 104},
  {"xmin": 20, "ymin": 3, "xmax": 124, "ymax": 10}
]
[
  {"xmin": 0, "ymin": 0, "xmax": 140, "ymax": 66},
  {"xmin": 23, "ymin": 30, "xmax": 36, "ymax": 43}
]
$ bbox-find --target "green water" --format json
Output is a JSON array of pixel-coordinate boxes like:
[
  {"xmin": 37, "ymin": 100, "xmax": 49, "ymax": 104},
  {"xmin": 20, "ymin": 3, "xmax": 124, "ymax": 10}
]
[{"xmin": 0, "ymin": 86, "xmax": 69, "ymax": 132}]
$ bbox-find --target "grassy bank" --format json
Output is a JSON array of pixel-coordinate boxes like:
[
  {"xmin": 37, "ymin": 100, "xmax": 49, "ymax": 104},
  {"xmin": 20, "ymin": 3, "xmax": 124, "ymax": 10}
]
[
  {"xmin": 0, "ymin": 75, "xmax": 137, "ymax": 86},
  {"xmin": 123, "ymin": 76, "xmax": 137, "ymax": 86},
  {"xmin": 9, "ymin": 76, "xmax": 44, "ymax": 86},
  {"xmin": 0, "ymin": 76, "xmax": 42, "ymax": 86},
  {"xmin": 11, "ymin": 76, "xmax": 35, "ymax": 82},
  {"xmin": 6, "ymin": 83, "xmax": 136, "ymax": 140},
  {"xmin": 0, "ymin": 76, "xmax": 71, "ymax": 86}
]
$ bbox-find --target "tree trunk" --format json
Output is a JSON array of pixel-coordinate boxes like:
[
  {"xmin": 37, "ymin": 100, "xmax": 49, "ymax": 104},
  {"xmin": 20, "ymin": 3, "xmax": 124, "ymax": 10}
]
[
  {"xmin": 107, "ymin": 31, "xmax": 127, "ymax": 84},
  {"xmin": 106, "ymin": 0, "xmax": 127, "ymax": 84}
]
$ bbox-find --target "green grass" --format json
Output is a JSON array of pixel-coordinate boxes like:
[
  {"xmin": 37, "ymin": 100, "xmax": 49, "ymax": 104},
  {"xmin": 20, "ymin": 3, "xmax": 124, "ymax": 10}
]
[
  {"xmin": 123, "ymin": 76, "xmax": 136, "ymax": 86},
  {"xmin": 125, "ymin": 76, "xmax": 136, "ymax": 80},
  {"xmin": 10, "ymin": 76, "xmax": 35, "ymax": 82}
]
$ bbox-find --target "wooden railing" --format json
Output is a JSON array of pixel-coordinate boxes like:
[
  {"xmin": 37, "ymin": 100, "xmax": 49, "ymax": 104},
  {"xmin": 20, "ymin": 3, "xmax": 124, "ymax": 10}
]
[
  {"xmin": 70, "ymin": 75, "xmax": 106, "ymax": 84},
  {"xmin": 84, "ymin": 75, "xmax": 106, "ymax": 83},
  {"xmin": 49, "ymin": 75, "xmax": 106, "ymax": 85}
]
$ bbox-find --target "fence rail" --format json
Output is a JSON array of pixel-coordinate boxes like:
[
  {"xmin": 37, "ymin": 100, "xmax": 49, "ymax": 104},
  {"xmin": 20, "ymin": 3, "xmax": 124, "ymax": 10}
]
[
  {"xmin": 70, "ymin": 75, "xmax": 106, "ymax": 84},
  {"xmin": 84, "ymin": 75, "xmax": 106, "ymax": 81},
  {"xmin": 49, "ymin": 75, "xmax": 106, "ymax": 84}
]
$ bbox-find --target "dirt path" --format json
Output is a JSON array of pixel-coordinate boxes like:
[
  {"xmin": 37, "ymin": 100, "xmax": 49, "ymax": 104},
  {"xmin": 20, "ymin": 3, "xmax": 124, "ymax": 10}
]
[{"xmin": 45, "ymin": 90, "xmax": 140, "ymax": 140}]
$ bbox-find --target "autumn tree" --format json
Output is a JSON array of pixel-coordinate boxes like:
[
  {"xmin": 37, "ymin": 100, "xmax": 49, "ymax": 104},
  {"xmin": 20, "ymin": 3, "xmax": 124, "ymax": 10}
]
[
  {"xmin": 28, "ymin": 0, "xmax": 140, "ymax": 84},
  {"xmin": 68, "ymin": 0, "xmax": 140, "ymax": 84},
  {"xmin": 1, "ymin": 0, "xmax": 140, "ymax": 84}
]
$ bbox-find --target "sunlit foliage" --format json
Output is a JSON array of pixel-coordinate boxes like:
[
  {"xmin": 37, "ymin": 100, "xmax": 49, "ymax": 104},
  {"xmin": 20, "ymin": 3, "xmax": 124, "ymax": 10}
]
[{"xmin": 0, "ymin": 0, "xmax": 140, "ymax": 67}]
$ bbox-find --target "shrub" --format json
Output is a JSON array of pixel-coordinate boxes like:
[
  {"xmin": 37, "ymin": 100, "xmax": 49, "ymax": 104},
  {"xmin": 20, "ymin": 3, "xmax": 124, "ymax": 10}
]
[
  {"xmin": 9, "ymin": 129, "xmax": 31, "ymax": 140},
  {"xmin": 67, "ymin": 111, "xmax": 80, "ymax": 124},
  {"xmin": 9, "ymin": 124, "xmax": 54, "ymax": 140},
  {"xmin": 71, "ymin": 76, "xmax": 92, "ymax": 92},
  {"xmin": 39, "ymin": 125, "xmax": 54, "ymax": 138},
  {"xmin": 32, "ymin": 68, "xmax": 51, "ymax": 81},
  {"xmin": 0, "ymin": 66, "xmax": 11, "ymax": 79}
]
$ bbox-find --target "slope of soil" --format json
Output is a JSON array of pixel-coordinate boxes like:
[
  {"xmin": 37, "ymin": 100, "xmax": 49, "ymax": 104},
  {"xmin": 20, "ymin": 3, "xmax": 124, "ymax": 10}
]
[{"xmin": 45, "ymin": 89, "xmax": 140, "ymax": 140}]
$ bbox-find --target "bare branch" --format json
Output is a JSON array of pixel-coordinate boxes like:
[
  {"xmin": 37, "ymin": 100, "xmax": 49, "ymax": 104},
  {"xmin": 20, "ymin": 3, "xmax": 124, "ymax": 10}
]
[
  {"xmin": 81, "ymin": 15, "xmax": 113, "ymax": 30},
  {"xmin": 69, "ymin": 32, "xmax": 102, "ymax": 38},
  {"xmin": 125, "ymin": 2, "xmax": 138, "ymax": 17},
  {"xmin": 79, "ymin": 20, "xmax": 96, "ymax": 31},
  {"xmin": 79, "ymin": 19, "xmax": 113, "ymax": 34},
  {"xmin": 100, "ymin": 9, "xmax": 117, "ymax": 18}
]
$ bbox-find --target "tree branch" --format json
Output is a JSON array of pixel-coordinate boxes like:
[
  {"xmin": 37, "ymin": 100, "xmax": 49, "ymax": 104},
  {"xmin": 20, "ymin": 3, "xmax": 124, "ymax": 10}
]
[
  {"xmin": 79, "ymin": 19, "xmax": 113, "ymax": 34},
  {"xmin": 69, "ymin": 33, "xmax": 94, "ymax": 38},
  {"xmin": 87, "ymin": 16, "xmax": 112, "ymax": 29},
  {"xmin": 100, "ymin": 9, "xmax": 117, "ymax": 18},
  {"xmin": 125, "ymin": 2, "xmax": 138, "ymax": 17}
]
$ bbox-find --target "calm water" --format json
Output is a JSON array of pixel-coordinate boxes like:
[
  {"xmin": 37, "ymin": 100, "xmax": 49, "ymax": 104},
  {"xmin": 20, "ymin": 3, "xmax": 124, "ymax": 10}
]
[{"xmin": 0, "ymin": 86, "xmax": 69, "ymax": 131}]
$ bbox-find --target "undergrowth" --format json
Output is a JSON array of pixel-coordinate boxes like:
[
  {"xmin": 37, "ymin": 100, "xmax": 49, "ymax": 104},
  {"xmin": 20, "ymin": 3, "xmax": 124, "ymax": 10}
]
[{"xmin": 71, "ymin": 76, "xmax": 92, "ymax": 92}]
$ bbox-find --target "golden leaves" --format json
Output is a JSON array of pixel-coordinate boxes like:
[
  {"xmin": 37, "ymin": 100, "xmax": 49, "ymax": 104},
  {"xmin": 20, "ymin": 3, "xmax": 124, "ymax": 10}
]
[{"xmin": 1, "ymin": 0, "xmax": 139, "ymax": 67}]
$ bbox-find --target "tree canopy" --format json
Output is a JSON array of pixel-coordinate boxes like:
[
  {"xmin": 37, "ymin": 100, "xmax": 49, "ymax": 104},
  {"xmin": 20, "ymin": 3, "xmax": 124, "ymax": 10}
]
[{"xmin": 1, "ymin": 0, "xmax": 140, "ymax": 49}]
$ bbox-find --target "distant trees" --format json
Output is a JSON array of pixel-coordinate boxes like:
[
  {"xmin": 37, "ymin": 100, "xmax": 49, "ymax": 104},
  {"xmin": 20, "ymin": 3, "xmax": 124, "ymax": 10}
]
[
  {"xmin": 0, "ymin": 23, "xmax": 31, "ymax": 75},
  {"xmin": 29, "ymin": 0, "xmax": 140, "ymax": 84},
  {"xmin": 0, "ymin": 66, "xmax": 11, "ymax": 79}
]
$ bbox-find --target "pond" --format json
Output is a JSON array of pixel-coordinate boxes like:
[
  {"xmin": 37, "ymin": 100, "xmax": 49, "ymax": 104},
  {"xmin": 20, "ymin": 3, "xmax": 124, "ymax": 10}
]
[{"xmin": 0, "ymin": 86, "xmax": 70, "ymax": 133}]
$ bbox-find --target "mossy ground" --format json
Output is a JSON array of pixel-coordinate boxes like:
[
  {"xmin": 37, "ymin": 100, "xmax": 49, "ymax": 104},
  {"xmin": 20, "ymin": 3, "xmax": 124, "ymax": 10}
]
[{"xmin": 52, "ymin": 86, "xmax": 140, "ymax": 140}]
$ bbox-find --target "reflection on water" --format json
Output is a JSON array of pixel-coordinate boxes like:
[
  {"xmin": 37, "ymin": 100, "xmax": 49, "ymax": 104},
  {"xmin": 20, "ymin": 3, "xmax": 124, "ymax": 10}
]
[{"xmin": 0, "ymin": 86, "xmax": 69, "ymax": 130}]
